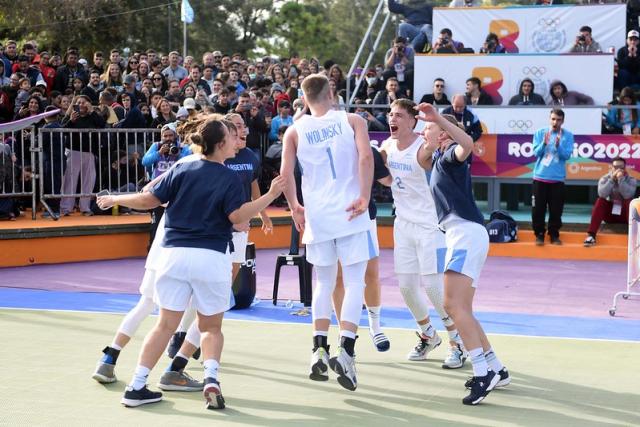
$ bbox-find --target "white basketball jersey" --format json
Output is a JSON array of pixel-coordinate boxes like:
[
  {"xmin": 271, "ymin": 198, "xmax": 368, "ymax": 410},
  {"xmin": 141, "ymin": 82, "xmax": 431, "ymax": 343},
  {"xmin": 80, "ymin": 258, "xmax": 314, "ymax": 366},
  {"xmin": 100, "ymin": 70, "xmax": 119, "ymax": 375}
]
[
  {"xmin": 385, "ymin": 136, "xmax": 439, "ymax": 229},
  {"xmin": 294, "ymin": 110, "xmax": 370, "ymax": 244}
]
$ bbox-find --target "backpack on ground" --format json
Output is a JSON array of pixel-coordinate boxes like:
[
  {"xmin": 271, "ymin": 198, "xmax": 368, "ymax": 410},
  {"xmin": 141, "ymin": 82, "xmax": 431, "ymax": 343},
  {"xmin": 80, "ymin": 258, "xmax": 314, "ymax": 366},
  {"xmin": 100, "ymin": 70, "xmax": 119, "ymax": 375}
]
[{"xmin": 486, "ymin": 210, "xmax": 518, "ymax": 243}]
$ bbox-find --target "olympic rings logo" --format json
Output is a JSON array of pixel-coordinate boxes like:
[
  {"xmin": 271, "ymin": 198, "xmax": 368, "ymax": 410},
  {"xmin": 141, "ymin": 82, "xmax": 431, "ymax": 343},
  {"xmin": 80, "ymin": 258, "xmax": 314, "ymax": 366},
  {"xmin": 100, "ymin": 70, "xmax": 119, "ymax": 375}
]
[
  {"xmin": 522, "ymin": 66, "xmax": 546, "ymax": 77},
  {"xmin": 538, "ymin": 18, "xmax": 560, "ymax": 28},
  {"xmin": 508, "ymin": 120, "xmax": 533, "ymax": 131}
]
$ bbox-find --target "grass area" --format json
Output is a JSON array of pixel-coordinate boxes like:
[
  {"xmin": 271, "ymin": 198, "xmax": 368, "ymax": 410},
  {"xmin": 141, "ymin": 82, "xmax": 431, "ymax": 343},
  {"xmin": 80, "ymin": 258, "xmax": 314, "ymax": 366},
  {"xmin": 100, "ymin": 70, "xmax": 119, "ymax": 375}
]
[{"xmin": 1, "ymin": 309, "xmax": 638, "ymax": 426}]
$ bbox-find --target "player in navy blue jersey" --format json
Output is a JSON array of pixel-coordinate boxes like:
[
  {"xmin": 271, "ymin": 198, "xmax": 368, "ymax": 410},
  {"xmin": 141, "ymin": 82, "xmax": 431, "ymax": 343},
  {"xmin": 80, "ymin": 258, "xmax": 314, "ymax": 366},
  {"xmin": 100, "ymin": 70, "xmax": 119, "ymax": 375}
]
[
  {"xmin": 416, "ymin": 102, "xmax": 509, "ymax": 406},
  {"xmin": 97, "ymin": 114, "xmax": 285, "ymax": 410}
]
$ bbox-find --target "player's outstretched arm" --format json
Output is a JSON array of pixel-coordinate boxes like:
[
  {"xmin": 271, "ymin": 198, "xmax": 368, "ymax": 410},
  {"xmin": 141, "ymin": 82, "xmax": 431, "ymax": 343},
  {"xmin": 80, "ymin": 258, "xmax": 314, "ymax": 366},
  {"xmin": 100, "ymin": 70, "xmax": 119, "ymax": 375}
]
[
  {"xmin": 229, "ymin": 176, "xmax": 285, "ymax": 225},
  {"xmin": 97, "ymin": 192, "xmax": 161, "ymax": 210}
]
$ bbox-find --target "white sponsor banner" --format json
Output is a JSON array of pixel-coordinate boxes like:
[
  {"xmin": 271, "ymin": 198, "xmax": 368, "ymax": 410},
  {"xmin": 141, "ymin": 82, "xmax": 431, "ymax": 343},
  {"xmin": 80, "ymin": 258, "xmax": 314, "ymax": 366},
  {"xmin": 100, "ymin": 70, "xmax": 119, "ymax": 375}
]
[
  {"xmin": 433, "ymin": 4, "xmax": 625, "ymax": 54},
  {"xmin": 413, "ymin": 53, "xmax": 613, "ymax": 107},
  {"xmin": 470, "ymin": 107, "xmax": 602, "ymax": 135}
]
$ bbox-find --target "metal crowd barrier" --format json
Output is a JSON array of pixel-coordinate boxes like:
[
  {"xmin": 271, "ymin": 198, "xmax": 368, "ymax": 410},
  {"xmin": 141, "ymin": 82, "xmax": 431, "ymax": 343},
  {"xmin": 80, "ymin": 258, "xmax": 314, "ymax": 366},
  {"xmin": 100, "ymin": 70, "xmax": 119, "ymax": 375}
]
[
  {"xmin": 37, "ymin": 128, "xmax": 160, "ymax": 219},
  {"xmin": 0, "ymin": 126, "xmax": 37, "ymax": 219}
]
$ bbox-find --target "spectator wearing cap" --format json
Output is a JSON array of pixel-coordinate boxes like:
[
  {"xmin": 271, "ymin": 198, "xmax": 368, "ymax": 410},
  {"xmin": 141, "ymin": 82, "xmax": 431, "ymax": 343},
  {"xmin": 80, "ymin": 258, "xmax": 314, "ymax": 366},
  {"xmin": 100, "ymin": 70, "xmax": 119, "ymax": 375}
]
[
  {"xmin": 54, "ymin": 49, "xmax": 88, "ymax": 93},
  {"xmin": 383, "ymin": 37, "xmax": 415, "ymax": 93},
  {"xmin": 617, "ymin": 30, "xmax": 640, "ymax": 89},
  {"xmin": 420, "ymin": 77, "xmax": 451, "ymax": 106},
  {"xmin": 269, "ymin": 100, "xmax": 293, "ymax": 142},
  {"xmin": 162, "ymin": 51, "xmax": 188, "ymax": 81},
  {"xmin": 270, "ymin": 83, "xmax": 290, "ymax": 113},
  {"xmin": 123, "ymin": 74, "xmax": 145, "ymax": 106},
  {"xmin": 388, "ymin": 0, "xmax": 434, "ymax": 53},
  {"xmin": 142, "ymin": 123, "xmax": 191, "ymax": 179},
  {"xmin": 60, "ymin": 95, "xmax": 106, "ymax": 216}
]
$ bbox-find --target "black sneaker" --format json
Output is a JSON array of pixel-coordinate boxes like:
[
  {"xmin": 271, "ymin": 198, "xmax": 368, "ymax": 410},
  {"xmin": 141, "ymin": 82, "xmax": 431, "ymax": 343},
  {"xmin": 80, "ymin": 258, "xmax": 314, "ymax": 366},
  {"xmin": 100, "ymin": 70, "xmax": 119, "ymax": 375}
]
[
  {"xmin": 465, "ymin": 367, "xmax": 511, "ymax": 389},
  {"xmin": 550, "ymin": 236, "xmax": 562, "ymax": 245},
  {"xmin": 203, "ymin": 377, "xmax": 225, "ymax": 410},
  {"xmin": 495, "ymin": 368, "xmax": 511, "ymax": 388},
  {"xmin": 167, "ymin": 332, "xmax": 186, "ymax": 359},
  {"xmin": 121, "ymin": 385, "xmax": 163, "ymax": 407},
  {"xmin": 462, "ymin": 370, "xmax": 500, "ymax": 405},
  {"xmin": 535, "ymin": 235, "xmax": 544, "ymax": 246}
]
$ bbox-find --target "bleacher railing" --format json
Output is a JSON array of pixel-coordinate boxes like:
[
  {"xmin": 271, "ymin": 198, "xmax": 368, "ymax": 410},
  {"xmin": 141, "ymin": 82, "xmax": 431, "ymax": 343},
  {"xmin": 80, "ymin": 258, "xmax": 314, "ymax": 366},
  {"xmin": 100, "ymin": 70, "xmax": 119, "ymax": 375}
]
[{"xmin": 0, "ymin": 125, "xmax": 38, "ymax": 219}]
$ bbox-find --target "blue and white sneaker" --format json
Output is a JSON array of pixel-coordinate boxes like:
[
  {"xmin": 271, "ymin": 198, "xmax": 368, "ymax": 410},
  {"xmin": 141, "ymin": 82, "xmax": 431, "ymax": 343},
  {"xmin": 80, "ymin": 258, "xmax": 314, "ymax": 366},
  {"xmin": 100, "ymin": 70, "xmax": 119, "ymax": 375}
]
[
  {"xmin": 121, "ymin": 385, "xmax": 162, "ymax": 407},
  {"xmin": 370, "ymin": 331, "xmax": 390, "ymax": 352},
  {"xmin": 442, "ymin": 344, "xmax": 467, "ymax": 369},
  {"xmin": 462, "ymin": 370, "xmax": 500, "ymax": 405}
]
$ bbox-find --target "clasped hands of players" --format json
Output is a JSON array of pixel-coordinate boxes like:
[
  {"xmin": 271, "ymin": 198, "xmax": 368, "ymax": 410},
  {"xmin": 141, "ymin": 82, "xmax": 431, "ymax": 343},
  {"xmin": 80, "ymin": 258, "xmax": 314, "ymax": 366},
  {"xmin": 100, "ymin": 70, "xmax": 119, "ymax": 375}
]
[{"xmin": 289, "ymin": 194, "xmax": 370, "ymax": 233}]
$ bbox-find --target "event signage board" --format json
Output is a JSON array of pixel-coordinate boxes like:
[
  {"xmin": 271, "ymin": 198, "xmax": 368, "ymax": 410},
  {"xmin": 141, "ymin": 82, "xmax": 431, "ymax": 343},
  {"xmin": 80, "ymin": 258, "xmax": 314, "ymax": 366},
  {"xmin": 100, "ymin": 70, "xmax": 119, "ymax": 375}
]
[
  {"xmin": 471, "ymin": 107, "xmax": 602, "ymax": 135},
  {"xmin": 413, "ymin": 54, "xmax": 613, "ymax": 107},
  {"xmin": 472, "ymin": 134, "xmax": 640, "ymax": 180},
  {"xmin": 432, "ymin": 4, "xmax": 625, "ymax": 54}
]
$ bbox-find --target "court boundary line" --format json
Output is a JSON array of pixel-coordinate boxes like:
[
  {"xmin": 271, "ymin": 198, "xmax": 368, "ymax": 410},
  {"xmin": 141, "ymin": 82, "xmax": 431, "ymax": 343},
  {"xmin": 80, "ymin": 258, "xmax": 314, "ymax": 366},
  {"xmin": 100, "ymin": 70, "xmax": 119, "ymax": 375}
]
[{"xmin": 2, "ymin": 306, "xmax": 638, "ymax": 344}]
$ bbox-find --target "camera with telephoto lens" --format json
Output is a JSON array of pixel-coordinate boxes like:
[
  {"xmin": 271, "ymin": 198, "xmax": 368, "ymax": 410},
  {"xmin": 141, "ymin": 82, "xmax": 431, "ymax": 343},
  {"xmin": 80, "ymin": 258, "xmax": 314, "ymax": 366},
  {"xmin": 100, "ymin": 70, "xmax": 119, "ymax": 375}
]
[
  {"xmin": 578, "ymin": 35, "xmax": 586, "ymax": 43},
  {"xmin": 169, "ymin": 143, "xmax": 179, "ymax": 156}
]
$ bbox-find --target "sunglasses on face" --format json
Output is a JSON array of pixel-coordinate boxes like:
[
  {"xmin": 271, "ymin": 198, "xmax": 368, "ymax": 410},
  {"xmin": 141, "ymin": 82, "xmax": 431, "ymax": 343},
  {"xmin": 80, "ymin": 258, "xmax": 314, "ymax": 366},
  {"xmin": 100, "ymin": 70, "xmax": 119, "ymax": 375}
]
[
  {"xmin": 129, "ymin": 61, "xmax": 138, "ymax": 65},
  {"xmin": 435, "ymin": 84, "xmax": 444, "ymax": 88},
  {"xmin": 153, "ymin": 77, "xmax": 162, "ymax": 80}
]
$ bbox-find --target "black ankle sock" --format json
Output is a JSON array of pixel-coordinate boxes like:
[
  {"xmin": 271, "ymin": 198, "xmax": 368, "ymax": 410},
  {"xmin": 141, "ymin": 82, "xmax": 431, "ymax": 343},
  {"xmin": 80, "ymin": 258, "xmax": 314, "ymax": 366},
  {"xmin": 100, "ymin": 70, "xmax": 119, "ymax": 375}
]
[
  {"xmin": 102, "ymin": 346, "xmax": 120, "ymax": 364},
  {"xmin": 340, "ymin": 336, "xmax": 356, "ymax": 357},
  {"xmin": 169, "ymin": 355, "xmax": 189, "ymax": 372},
  {"xmin": 313, "ymin": 335, "xmax": 328, "ymax": 351}
]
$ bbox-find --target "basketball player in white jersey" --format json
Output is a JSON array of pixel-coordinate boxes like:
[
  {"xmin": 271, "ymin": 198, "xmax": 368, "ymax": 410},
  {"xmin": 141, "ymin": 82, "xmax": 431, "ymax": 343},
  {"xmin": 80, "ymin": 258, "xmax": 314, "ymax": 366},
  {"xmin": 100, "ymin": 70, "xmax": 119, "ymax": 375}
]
[
  {"xmin": 281, "ymin": 74, "xmax": 374, "ymax": 391},
  {"xmin": 379, "ymin": 99, "xmax": 467, "ymax": 368}
]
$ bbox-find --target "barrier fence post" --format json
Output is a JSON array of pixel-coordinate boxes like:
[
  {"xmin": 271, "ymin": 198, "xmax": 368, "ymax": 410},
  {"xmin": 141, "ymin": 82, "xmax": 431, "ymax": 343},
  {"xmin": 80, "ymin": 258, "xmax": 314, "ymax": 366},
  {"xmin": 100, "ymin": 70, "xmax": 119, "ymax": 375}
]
[{"xmin": 609, "ymin": 198, "xmax": 640, "ymax": 316}]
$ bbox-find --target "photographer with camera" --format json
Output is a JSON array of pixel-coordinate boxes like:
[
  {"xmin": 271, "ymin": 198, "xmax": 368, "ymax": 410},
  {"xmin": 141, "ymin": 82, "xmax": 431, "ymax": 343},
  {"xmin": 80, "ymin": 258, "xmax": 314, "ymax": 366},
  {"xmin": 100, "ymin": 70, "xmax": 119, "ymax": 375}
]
[
  {"xmin": 142, "ymin": 123, "xmax": 191, "ymax": 246},
  {"xmin": 142, "ymin": 123, "xmax": 191, "ymax": 180},
  {"xmin": 433, "ymin": 28, "xmax": 464, "ymax": 54},
  {"xmin": 570, "ymin": 26, "xmax": 602, "ymax": 53},
  {"xmin": 480, "ymin": 33, "xmax": 506, "ymax": 54},
  {"xmin": 383, "ymin": 36, "xmax": 415, "ymax": 93}
]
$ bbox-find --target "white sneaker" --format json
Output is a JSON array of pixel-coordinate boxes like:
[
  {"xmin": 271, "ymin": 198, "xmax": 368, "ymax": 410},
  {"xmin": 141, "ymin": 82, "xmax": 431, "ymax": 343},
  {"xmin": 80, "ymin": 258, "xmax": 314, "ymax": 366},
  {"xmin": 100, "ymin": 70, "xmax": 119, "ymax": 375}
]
[
  {"xmin": 407, "ymin": 331, "xmax": 442, "ymax": 361},
  {"xmin": 309, "ymin": 346, "xmax": 330, "ymax": 382},
  {"xmin": 442, "ymin": 344, "xmax": 467, "ymax": 369},
  {"xmin": 329, "ymin": 347, "xmax": 357, "ymax": 391}
]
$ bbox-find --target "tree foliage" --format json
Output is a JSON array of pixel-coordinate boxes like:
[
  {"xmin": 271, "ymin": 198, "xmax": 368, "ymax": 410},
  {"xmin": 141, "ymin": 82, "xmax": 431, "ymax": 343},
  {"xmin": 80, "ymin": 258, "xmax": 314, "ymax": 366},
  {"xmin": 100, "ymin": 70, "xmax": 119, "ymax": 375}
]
[{"xmin": 0, "ymin": 0, "xmax": 397, "ymax": 66}]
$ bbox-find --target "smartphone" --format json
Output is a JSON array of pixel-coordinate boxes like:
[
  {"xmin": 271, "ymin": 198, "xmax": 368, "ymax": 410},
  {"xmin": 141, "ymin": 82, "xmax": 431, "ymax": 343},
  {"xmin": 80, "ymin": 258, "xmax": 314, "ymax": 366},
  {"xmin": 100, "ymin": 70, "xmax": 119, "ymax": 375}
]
[
  {"xmin": 73, "ymin": 105, "xmax": 80, "ymax": 113},
  {"xmin": 96, "ymin": 190, "xmax": 110, "ymax": 197}
]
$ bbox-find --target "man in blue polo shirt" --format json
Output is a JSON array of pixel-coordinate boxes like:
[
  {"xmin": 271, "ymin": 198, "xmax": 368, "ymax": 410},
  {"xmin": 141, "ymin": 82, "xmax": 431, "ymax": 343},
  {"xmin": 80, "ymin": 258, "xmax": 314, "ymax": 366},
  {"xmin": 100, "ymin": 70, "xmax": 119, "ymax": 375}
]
[{"xmin": 531, "ymin": 109, "xmax": 574, "ymax": 246}]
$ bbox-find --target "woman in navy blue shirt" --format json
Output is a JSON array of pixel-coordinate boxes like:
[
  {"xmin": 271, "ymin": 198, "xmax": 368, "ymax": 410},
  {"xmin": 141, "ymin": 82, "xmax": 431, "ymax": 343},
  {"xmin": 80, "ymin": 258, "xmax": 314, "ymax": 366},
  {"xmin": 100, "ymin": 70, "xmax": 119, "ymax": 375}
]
[
  {"xmin": 97, "ymin": 114, "xmax": 285, "ymax": 410},
  {"xmin": 416, "ymin": 103, "xmax": 508, "ymax": 406}
]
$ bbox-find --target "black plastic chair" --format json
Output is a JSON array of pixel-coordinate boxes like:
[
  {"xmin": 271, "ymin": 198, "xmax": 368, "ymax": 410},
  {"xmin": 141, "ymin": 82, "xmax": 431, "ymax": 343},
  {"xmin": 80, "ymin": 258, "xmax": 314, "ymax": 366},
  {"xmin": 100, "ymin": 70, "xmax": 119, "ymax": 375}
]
[{"xmin": 272, "ymin": 222, "xmax": 313, "ymax": 307}]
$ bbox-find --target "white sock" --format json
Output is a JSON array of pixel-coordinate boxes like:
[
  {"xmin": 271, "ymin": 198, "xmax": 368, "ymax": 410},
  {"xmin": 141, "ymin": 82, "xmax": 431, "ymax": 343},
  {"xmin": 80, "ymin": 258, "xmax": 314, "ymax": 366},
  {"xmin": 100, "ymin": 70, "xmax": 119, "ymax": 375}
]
[
  {"xmin": 484, "ymin": 348, "xmax": 504, "ymax": 372},
  {"xmin": 367, "ymin": 306, "xmax": 382, "ymax": 335},
  {"xmin": 447, "ymin": 329, "xmax": 463, "ymax": 346},
  {"xmin": 203, "ymin": 359, "xmax": 220, "ymax": 380},
  {"xmin": 129, "ymin": 365, "xmax": 150, "ymax": 391},
  {"xmin": 340, "ymin": 329, "xmax": 357, "ymax": 340},
  {"xmin": 313, "ymin": 330, "xmax": 328, "ymax": 337},
  {"xmin": 469, "ymin": 347, "xmax": 488, "ymax": 377},
  {"xmin": 419, "ymin": 322, "xmax": 435, "ymax": 338},
  {"xmin": 110, "ymin": 342, "xmax": 122, "ymax": 351}
]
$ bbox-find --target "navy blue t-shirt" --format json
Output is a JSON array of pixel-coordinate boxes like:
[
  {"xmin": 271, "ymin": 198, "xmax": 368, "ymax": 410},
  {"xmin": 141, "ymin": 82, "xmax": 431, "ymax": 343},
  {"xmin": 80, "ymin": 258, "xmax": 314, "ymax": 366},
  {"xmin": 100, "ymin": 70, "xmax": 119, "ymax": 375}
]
[
  {"xmin": 430, "ymin": 143, "xmax": 484, "ymax": 225},
  {"xmin": 369, "ymin": 147, "xmax": 390, "ymax": 220},
  {"xmin": 151, "ymin": 160, "xmax": 245, "ymax": 253},
  {"xmin": 225, "ymin": 148, "xmax": 260, "ymax": 203}
]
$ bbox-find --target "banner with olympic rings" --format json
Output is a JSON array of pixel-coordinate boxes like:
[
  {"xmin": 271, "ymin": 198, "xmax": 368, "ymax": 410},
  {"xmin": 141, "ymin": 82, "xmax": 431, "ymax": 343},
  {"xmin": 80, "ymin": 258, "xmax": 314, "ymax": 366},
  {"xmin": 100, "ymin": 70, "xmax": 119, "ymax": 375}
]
[
  {"xmin": 433, "ymin": 4, "xmax": 625, "ymax": 54},
  {"xmin": 471, "ymin": 107, "xmax": 602, "ymax": 135},
  {"xmin": 471, "ymin": 134, "xmax": 640, "ymax": 180},
  {"xmin": 413, "ymin": 53, "xmax": 613, "ymax": 107}
]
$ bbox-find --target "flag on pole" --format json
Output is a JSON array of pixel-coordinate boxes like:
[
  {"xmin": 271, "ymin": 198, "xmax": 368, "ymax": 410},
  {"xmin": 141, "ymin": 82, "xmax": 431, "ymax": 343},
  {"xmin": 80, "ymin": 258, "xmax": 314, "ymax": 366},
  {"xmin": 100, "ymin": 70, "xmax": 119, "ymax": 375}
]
[{"xmin": 181, "ymin": 0, "xmax": 194, "ymax": 24}]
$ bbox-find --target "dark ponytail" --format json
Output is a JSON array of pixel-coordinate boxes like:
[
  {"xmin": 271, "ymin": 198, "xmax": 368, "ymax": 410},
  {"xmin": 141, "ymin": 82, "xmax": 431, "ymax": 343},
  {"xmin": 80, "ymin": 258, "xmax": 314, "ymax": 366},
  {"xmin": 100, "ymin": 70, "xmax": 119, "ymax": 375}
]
[{"xmin": 177, "ymin": 113, "xmax": 228, "ymax": 156}]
